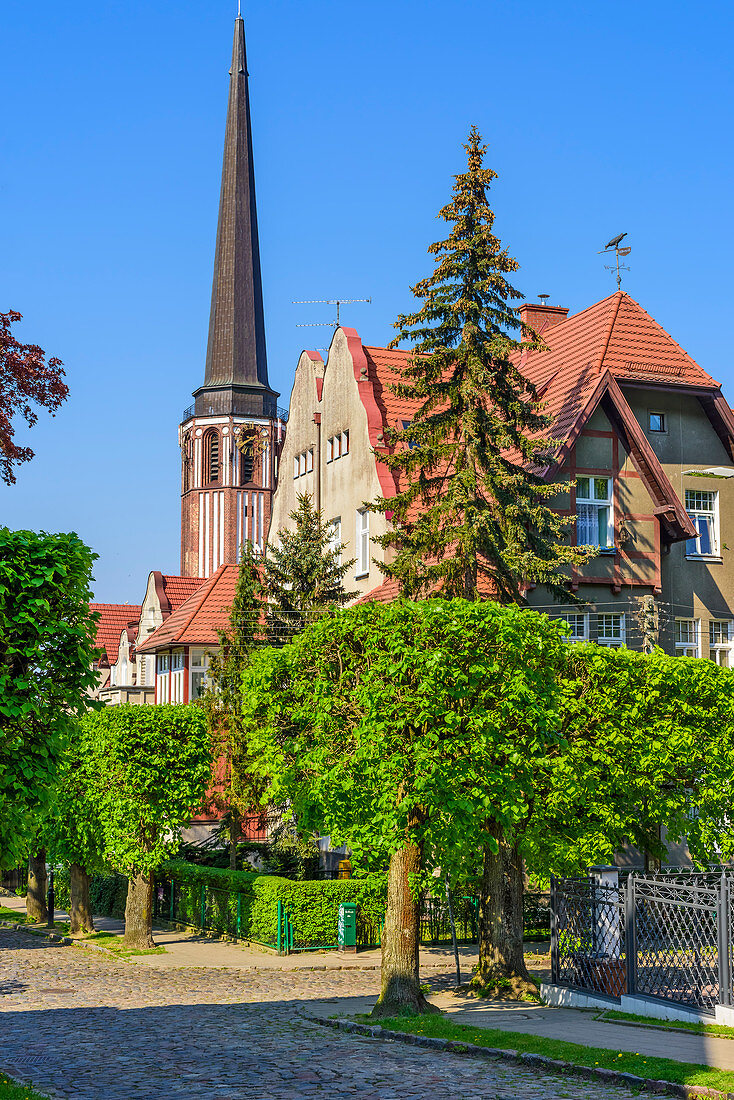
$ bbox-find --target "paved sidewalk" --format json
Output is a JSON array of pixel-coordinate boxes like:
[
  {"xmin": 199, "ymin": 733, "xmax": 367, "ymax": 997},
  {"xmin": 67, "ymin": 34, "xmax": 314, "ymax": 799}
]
[
  {"xmin": 307, "ymin": 990, "xmax": 734, "ymax": 1072},
  {"xmin": 1, "ymin": 892, "xmax": 480, "ymax": 973}
]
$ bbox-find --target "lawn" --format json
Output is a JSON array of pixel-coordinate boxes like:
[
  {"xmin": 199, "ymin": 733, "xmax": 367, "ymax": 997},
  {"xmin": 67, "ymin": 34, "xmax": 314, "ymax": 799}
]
[
  {"xmin": 600, "ymin": 1008, "xmax": 734, "ymax": 1040},
  {"xmin": 364, "ymin": 1013, "xmax": 734, "ymax": 1093},
  {"xmin": 0, "ymin": 1072, "xmax": 50, "ymax": 1099},
  {"xmin": 0, "ymin": 909, "xmax": 69, "ymax": 934},
  {"xmin": 79, "ymin": 932, "xmax": 166, "ymax": 957}
]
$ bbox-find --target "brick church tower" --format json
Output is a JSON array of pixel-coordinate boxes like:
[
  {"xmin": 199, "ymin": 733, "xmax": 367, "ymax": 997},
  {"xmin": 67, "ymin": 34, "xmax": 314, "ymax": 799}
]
[{"xmin": 180, "ymin": 15, "xmax": 284, "ymax": 578}]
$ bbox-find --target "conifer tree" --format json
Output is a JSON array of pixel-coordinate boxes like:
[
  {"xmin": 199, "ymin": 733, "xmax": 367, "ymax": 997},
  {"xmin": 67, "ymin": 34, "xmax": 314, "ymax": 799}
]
[
  {"xmin": 373, "ymin": 127, "xmax": 594, "ymax": 989},
  {"xmin": 262, "ymin": 494, "xmax": 356, "ymax": 643},
  {"xmin": 374, "ymin": 126, "xmax": 591, "ymax": 602},
  {"xmin": 204, "ymin": 543, "xmax": 265, "ymax": 870}
]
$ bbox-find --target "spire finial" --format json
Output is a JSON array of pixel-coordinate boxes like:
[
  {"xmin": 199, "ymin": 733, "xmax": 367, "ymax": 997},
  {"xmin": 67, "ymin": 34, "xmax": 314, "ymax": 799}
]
[{"xmin": 237, "ymin": 0, "xmax": 241, "ymax": 16}]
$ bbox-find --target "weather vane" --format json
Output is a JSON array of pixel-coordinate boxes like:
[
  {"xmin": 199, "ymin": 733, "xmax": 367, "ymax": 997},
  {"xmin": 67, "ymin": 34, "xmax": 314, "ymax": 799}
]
[{"xmin": 598, "ymin": 232, "xmax": 632, "ymax": 290}]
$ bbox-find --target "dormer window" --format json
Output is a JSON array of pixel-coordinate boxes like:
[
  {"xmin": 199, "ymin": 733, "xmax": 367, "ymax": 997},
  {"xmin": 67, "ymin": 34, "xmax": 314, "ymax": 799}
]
[{"xmin": 576, "ymin": 477, "xmax": 613, "ymax": 550}]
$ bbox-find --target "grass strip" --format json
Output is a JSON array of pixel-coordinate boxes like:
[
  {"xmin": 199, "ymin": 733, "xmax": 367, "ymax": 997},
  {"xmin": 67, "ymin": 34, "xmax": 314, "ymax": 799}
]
[
  {"xmin": 0, "ymin": 1072, "xmax": 50, "ymax": 1099},
  {"xmin": 80, "ymin": 932, "xmax": 166, "ymax": 957},
  {"xmin": 600, "ymin": 1008, "xmax": 734, "ymax": 1040},
  {"xmin": 363, "ymin": 1013, "xmax": 734, "ymax": 1092}
]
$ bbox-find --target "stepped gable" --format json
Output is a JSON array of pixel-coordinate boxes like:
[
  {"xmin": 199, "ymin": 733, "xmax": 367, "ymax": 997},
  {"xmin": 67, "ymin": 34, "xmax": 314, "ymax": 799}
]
[
  {"xmin": 89, "ymin": 603, "xmax": 141, "ymax": 663},
  {"xmin": 137, "ymin": 564, "xmax": 239, "ymax": 652}
]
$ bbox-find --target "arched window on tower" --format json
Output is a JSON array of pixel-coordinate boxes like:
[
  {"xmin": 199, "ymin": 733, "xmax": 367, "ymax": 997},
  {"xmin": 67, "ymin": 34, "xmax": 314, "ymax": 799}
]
[
  {"xmin": 204, "ymin": 429, "xmax": 220, "ymax": 484},
  {"xmin": 182, "ymin": 432, "xmax": 192, "ymax": 493},
  {"xmin": 240, "ymin": 440, "xmax": 255, "ymax": 484}
]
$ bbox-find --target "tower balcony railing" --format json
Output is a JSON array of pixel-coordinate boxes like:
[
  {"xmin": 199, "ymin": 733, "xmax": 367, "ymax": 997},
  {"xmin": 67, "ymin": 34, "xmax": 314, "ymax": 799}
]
[{"xmin": 181, "ymin": 403, "xmax": 289, "ymax": 424}]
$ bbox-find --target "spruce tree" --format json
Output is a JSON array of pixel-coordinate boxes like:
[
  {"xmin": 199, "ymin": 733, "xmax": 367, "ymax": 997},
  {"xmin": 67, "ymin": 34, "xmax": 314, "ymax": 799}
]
[
  {"xmin": 374, "ymin": 126, "xmax": 591, "ymax": 602},
  {"xmin": 373, "ymin": 127, "xmax": 594, "ymax": 989},
  {"xmin": 204, "ymin": 543, "xmax": 265, "ymax": 870},
  {"xmin": 262, "ymin": 493, "xmax": 357, "ymax": 643}
]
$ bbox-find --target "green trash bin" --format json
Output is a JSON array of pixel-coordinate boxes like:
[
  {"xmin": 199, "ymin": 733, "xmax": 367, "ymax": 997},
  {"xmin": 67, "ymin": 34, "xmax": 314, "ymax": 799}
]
[{"xmin": 338, "ymin": 901, "xmax": 358, "ymax": 953}]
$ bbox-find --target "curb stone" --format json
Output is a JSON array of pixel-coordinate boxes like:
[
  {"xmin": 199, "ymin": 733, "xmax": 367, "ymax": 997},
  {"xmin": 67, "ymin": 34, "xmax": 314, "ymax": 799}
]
[
  {"xmin": 0, "ymin": 920, "xmax": 72, "ymax": 947},
  {"xmin": 304, "ymin": 1014, "xmax": 734, "ymax": 1100}
]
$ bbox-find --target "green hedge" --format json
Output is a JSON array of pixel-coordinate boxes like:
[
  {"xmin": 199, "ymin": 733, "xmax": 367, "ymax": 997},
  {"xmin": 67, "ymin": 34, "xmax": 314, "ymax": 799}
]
[
  {"xmin": 52, "ymin": 869, "xmax": 128, "ymax": 920},
  {"xmin": 159, "ymin": 860, "xmax": 386, "ymax": 947}
]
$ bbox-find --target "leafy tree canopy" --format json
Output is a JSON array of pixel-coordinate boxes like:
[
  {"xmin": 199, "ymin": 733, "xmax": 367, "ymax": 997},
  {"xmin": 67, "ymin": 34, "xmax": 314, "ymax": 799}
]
[
  {"xmin": 82, "ymin": 704, "xmax": 211, "ymax": 877},
  {"xmin": 0, "ymin": 528, "xmax": 98, "ymax": 868},
  {"xmin": 0, "ymin": 311, "xmax": 68, "ymax": 485},
  {"xmin": 242, "ymin": 599, "xmax": 568, "ymax": 879},
  {"xmin": 373, "ymin": 128, "xmax": 591, "ymax": 602}
]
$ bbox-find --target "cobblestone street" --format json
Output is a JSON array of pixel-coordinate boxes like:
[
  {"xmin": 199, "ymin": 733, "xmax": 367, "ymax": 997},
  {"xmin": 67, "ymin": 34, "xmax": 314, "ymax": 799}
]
[{"xmin": 0, "ymin": 929, "xmax": 644, "ymax": 1099}]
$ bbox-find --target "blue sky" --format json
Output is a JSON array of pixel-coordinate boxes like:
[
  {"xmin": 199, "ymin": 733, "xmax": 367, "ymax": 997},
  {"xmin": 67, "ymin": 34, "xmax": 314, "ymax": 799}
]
[{"xmin": 2, "ymin": 0, "xmax": 733, "ymax": 602}]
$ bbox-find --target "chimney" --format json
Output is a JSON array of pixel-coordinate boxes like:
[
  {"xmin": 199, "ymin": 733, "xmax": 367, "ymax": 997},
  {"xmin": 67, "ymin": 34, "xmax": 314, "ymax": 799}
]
[{"xmin": 518, "ymin": 301, "xmax": 569, "ymax": 340}]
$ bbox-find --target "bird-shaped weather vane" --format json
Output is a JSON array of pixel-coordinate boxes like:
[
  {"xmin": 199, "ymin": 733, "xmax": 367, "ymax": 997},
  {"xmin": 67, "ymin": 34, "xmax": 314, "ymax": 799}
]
[{"xmin": 598, "ymin": 232, "xmax": 632, "ymax": 290}]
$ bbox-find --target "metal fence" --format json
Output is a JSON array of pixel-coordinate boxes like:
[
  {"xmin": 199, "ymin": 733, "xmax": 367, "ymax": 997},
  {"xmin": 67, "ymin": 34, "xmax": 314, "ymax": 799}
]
[
  {"xmin": 551, "ymin": 871, "xmax": 734, "ymax": 1014},
  {"xmin": 154, "ymin": 873, "xmax": 550, "ymax": 955}
]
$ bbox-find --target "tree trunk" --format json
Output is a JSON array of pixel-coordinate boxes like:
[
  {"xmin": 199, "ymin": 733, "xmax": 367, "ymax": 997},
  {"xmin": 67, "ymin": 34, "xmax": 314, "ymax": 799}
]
[
  {"xmin": 123, "ymin": 872, "xmax": 155, "ymax": 948},
  {"xmin": 229, "ymin": 809, "xmax": 240, "ymax": 872},
  {"xmin": 69, "ymin": 863, "xmax": 94, "ymax": 934},
  {"xmin": 371, "ymin": 837, "xmax": 438, "ymax": 1018},
  {"xmin": 473, "ymin": 822, "xmax": 530, "ymax": 991},
  {"xmin": 27, "ymin": 849, "xmax": 48, "ymax": 924}
]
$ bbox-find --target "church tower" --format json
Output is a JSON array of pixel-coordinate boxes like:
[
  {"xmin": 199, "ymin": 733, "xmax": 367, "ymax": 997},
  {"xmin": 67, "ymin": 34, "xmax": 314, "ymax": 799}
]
[{"xmin": 180, "ymin": 15, "xmax": 284, "ymax": 578}]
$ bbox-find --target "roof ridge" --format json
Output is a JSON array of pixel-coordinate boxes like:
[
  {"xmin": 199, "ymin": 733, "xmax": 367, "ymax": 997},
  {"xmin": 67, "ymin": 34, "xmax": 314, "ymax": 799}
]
[{"xmin": 596, "ymin": 291, "xmax": 624, "ymax": 375}]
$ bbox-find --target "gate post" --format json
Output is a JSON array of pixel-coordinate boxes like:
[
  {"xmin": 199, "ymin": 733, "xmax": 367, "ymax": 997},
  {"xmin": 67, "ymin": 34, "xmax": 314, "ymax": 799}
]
[
  {"xmin": 550, "ymin": 876, "xmax": 560, "ymax": 984},
  {"xmin": 625, "ymin": 873, "xmax": 636, "ymax": 996},
  {"xmin": 717, "ymin": 873, "xmax": 730, "ymax": 1007}
]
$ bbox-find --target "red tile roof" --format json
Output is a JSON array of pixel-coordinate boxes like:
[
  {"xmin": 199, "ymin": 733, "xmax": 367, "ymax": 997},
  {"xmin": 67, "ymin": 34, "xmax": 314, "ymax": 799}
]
[
  {"xmin": 161, "ymin": 575, "xmax": 206, "ymax": 609},
  {"xmin": 137, "ymin": 565, "xmax": 238, "ymax": 652},
  {"xmin": 362, "ymin": 346, "xmax": 421, "ymax": 428},
  {"xmin": 89, "ymin": 603, "xmax": 141, "ymax": 661},
  {"xmin": 516, "ymin": 292, "xmax": 719, "ymax": 449}
]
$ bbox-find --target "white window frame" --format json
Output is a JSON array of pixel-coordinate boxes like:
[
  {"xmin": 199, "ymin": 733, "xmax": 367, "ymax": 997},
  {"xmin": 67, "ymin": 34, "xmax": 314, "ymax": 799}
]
[
  {"xmin": 326, "ymin": 437, "xmax": 333, "ymax": 463},
  {"xmin": 597, "ymin": 613, "xmax": 625, "ymax": 647},
  {"xmin": 560, "ymin": 613, "xmax": 589, "ymax": 642},
  {"xmin": 685, "ymin": 489, "xmax": 719, "ymax": 558},
  {"xmin": 675, "ymin": 618, "xmax": 701, "ymax": 658},
  {"xmin": 293, "ymin": 455, "xmax": 299, "ymax": 480},
  {"xmin": 576, "ymin": 476, "xmax": 614, "ymax": 551},
  {"xmin": 306, "ymin": 448, "xmax": 314, "ymax": 473},
  {"xmin": 356, "ymin": 509, "xmax": 370, "ymax": 578},
  {"xmin": 341, "ymin": 430, "xmax": 349, "ymax": 456},
  {"xmin": 709, "ymin": 620, "xmax": 733, "ymax": 666},
  {"xmin": 190, "ymin": 648, "xmax": 210, "ymax": 700}
]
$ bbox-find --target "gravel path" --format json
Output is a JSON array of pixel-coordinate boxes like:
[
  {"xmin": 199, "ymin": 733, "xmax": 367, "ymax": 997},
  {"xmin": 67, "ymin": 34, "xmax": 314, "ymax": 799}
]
[{"xmin": 0, "ymin": 928, "xmax": 643, "ymax": 1099}]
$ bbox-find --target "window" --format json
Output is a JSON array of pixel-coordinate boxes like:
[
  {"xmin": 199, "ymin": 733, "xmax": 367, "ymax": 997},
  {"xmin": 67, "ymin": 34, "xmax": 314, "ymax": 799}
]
[
  {"xmin": 710, "ymin": 620, "xmax": 732, "ymax": 666},
  {"xmin": 293, "ymin": 456, "xmax": 299, "ymax": 479},
  {"xmin": 190, "ymin": 648, "xmax": 210, "ymax": 700},
  {"xmin": 341, "ymin": 431, "xmax": 349, "ymax": 456},
  {"xmin": 328, "ymin": 517, "xmax": 342, "ymax": 566},
  {"xmin": 326, "ymin": 437, "xmax": 333, "ymax": 463},
  {"xmin": 597, "ymin": 613, "xmax": 625, "ymax": 647},
  {"xmin": 327, "ymin": 434, "xmax": 349, "ymax": 462},
  {"xmin": 306, "ymin": 448, "xmax": 314, "ymax": 473},
  {"xmin": 576, "ymin": 477, "xmax": 614, "ymax": 550},
  {"xmin": 685, "ymin": 490, "xmax": 718, "ymax": 556},
  {"xmin": 204, "ymin": 430, "xmax": 220, "ymax": 484},
  {"xmin": 356, "ymin": 509, "xmax": 370, "ymax": 577},
  {"xmin": 561, "ymin": 613, "xmax": 589, "ymax": 642},
  {"xmin": 675, "ymin": 619, "xmax": 700, "ymax": 658},
  {"xmin": 240, "ymin": 441, "xmax": 254, "ymax": 483},
  {"xmin": 156, "ymin": 651, "xmax": 171, "ymax": 703},
  {"xmin": 649, "ymin": 412, "xmax": 666, "ymax": 433}
]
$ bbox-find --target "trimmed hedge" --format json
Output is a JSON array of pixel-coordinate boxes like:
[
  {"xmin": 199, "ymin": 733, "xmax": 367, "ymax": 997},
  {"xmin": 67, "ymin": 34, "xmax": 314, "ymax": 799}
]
[
  {"xmin": 159, "ymin": 859, "xmax": 386, "ymax": 947},
  {"xmin": 52, "ymin": 869, "xmax": 128, "ymax": 920}
]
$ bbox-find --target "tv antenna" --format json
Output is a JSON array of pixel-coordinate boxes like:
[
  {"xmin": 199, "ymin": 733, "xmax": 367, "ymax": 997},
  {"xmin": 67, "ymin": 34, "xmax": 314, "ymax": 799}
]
[
  {"xmin": 598, "ymin": 232, "xmax": 631, "ymax": 290},
  {"xmin": 293, "ymin": 297, "xmax": 371, "ymax": 330}
]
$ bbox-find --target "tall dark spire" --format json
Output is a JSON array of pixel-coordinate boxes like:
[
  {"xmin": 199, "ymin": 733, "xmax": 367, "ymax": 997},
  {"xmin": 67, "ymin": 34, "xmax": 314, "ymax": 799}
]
[{"xmin": 192, "ymin": 15, "xmax": 277, "ymax": 418}]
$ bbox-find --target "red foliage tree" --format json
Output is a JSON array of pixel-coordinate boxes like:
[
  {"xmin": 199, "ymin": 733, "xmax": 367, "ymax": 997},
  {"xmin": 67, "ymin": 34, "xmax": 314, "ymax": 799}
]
[{"xmin": 0, "ymin": 311, "xmax": 68, "ymax": 484}]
